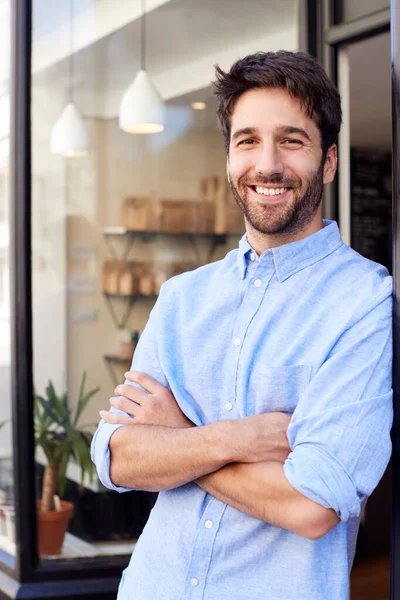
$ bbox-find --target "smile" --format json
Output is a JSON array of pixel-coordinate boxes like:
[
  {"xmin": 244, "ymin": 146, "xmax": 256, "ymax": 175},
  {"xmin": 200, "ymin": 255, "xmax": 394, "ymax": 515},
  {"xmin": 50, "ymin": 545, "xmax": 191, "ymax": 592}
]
[
  {"xmin": 248, "ymin": 185, "xmax": 293, "ymax": 204},
  {"xmin": 254, "ymin": 186, "xmax": 289, "ymax": 196}
]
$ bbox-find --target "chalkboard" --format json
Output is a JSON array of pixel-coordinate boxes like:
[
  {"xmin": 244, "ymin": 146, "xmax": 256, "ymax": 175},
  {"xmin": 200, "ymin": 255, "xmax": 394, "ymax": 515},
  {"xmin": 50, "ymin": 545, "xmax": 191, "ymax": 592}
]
[{"xmin": 350, "ymin": 148, "xmax": 392, "ymax": 273}]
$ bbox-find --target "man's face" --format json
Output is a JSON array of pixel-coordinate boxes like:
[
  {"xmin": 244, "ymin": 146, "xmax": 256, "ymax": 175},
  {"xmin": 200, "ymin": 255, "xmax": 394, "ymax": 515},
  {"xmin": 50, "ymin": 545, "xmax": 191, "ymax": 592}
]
[{"xmin": 228, "ymin": 87, "xmax": 337, "ymax": 237}]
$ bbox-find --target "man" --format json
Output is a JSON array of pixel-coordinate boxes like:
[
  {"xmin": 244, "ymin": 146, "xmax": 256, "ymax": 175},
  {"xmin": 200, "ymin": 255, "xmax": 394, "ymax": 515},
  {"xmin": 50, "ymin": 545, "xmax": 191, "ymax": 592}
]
[{"xmin": 92, "ymin": 51, "xmax": 392, "ymax": 599}]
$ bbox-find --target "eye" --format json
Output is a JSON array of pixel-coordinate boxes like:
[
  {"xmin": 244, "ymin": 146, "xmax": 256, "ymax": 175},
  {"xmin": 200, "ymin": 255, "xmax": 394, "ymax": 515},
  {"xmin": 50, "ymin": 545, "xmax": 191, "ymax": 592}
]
[
  {"xmin": 282, "ymin": 138, "xmax": 302, "ymax": 146},
  {"xmin": 238, "ymin": 138, "xmax": 255, "ymax": 146}
]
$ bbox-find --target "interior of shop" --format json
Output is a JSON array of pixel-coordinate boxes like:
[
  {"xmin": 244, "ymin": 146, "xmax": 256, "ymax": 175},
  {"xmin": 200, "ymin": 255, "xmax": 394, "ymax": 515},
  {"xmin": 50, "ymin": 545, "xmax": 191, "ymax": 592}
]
[
  {"xmin": 346, "ymin": 31, "xmax": 391, "ymax": 600},
  {"xmin": 15, "ymin": 0, "xmax": 301, "ymax": 563}
]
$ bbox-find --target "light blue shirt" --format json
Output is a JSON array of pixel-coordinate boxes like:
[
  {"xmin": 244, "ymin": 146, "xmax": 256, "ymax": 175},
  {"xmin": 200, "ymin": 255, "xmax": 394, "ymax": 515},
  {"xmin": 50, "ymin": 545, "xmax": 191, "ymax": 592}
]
[{"xmin": 91, "ymin": 220, "xmax": 393, "ymax": 600}]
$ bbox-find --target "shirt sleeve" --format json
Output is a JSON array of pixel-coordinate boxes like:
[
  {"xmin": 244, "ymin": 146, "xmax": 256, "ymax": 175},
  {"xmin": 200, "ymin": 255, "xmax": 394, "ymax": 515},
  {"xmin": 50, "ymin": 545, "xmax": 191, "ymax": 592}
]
[
  {"xmin": 283, "ymin": 278, "xmax": 393, "ymax": 522},
  {"xmin": 91, "ymin": 287, "xmax": 169, "ymax": 493}
]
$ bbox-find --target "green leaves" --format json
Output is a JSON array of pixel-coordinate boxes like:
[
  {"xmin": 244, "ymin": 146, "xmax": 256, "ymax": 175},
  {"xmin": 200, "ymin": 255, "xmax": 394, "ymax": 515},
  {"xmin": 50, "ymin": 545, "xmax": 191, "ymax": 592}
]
[
  {"xmin": 34, "ymin": 372, "xmax": 100, "ymax": 502},
  {"xmin": 74, "ymin": 372, "xmax": 100, "ymax": 428}
]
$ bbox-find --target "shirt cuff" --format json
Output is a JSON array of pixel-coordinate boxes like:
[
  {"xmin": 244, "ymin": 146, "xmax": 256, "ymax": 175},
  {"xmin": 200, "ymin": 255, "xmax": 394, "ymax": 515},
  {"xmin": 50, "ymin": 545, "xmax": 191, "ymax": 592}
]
[
  {"xmin": 91, "ymin": 422, "xmax": 133, "ymax": 493},
  {"xmin": 283, "ymin": 444, "xmax": 361, "ymax": 522}
]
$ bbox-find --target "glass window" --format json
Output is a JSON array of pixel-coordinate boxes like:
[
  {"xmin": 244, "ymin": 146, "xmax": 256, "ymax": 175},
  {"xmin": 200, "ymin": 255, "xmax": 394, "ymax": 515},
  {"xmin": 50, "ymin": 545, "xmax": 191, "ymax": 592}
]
[
  {"xmin": 31, "ymin": 0, "xmax": 300, "ymax": 561},
  {"xmin": 340, "ymin": 0, "xmax": 389, "ymax": 23},
  {"xmin": 0, "ymin": 0, "xmax": 14, "ymax": 558}
]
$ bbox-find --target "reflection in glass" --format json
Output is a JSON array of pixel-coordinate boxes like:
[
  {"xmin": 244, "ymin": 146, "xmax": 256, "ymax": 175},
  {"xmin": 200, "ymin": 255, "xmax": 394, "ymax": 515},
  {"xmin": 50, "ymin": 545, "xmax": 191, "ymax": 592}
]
[
  {"xmin": 31, "ymin": 0, "xmax": 298, "ymax": 560},
  {"xmin": 0, "ymin": 0, "xmax": 14, "ymax": 557}
]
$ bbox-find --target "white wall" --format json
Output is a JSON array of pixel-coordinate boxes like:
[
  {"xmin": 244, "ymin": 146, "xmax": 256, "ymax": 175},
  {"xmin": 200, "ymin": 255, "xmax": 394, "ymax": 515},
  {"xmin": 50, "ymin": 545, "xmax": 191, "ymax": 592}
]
[
  {"xmin": 66, "ymin": 116, "xmax": 240, "ymax": 426},
  {"xmin": 31, "ymin": 74, "xmax": 68, "ymax": 397}
]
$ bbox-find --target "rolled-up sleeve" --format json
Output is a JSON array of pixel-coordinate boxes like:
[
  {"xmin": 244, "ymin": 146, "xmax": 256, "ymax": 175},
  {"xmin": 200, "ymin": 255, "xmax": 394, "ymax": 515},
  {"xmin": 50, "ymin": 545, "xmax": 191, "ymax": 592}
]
[
  {"xmin": 283, "ymin": 279, "xmax": 393, "ymax": 522},
  {"xmin": 91, "ymin": 285, "xmax": 169, "ymax": 493}
]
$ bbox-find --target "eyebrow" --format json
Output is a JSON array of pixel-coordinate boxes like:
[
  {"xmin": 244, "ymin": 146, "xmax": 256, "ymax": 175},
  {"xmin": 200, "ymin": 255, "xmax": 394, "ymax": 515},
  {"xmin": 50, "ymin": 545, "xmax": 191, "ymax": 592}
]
[
  {"xmin": 277, "ymin": 126, "xmax": 311, "ymax": 141},
  {"xmin": 231, "ymin": 125, "xmax": 312, "ymax": 142},
  {"xmin": 231, "ymin": 127, "xmax": 257, "ymax": 142}
]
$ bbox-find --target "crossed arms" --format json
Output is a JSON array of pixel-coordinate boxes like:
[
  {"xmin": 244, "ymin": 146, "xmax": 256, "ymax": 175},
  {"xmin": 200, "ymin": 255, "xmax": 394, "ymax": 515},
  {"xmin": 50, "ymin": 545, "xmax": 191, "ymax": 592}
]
[
  {"xmin": 99, "ymin": 372, "xmax": 339, "ymax": 540},
  {"xmin": 92, "ymin": 278, "xmax": 393, "ymax": 543}
]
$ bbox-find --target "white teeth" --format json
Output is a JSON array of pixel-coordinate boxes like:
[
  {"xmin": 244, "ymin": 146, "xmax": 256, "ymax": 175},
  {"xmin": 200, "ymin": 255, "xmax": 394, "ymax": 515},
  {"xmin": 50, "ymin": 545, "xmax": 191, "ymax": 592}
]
[{"xmin": 255, "ymin": 186, "xmax": 288, "ymax": 196}]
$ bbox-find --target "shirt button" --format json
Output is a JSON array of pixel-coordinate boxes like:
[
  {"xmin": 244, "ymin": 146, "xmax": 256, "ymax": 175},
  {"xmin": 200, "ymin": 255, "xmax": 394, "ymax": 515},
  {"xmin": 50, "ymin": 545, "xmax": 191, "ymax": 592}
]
[
  {"xmin": 233, "ymin": 337, "xmax": 241, "ymax": 346},
  {"xmin": 224, "ymin": 402, "xmax": 233, "ymax": 411},
  {"xmin": 205, "ymin": 520, "xmax": 213, "ymax": 529},
  {"xmin": 250, "ymin": 252, "xmax": 256, "ymax": 261},
  {"xmin": 254, "ymin": 279, "xmax": 262, "ymax": 287},
  {"xmin": 190, "ymin": 578, "xmax": 199, "ymax": 587}
]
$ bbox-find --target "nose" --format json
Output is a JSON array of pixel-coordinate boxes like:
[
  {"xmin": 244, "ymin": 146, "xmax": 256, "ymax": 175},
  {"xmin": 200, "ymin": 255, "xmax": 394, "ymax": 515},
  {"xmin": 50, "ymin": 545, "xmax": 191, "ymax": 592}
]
[{"xmin": 255, "ymin": 142, "xmax": 284, "ymax": 178}]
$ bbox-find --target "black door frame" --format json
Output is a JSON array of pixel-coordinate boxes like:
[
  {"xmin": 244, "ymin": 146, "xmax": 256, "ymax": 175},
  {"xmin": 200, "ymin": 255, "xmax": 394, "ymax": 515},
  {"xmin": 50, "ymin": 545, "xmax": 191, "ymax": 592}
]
[
  {"xmin": 391, "ymin": 2, "xmax": 400, "ymax": 598},
  {"xmin": 314, "ymin": 1, "xmax": 400, "ymax": 598}
]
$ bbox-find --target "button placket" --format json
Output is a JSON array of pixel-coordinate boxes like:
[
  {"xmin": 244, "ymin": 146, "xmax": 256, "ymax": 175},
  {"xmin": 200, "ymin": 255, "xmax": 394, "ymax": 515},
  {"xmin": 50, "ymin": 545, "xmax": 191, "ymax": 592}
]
[
  {"xmin": 184, "ymin": 503, "xmax": 227, "ymax": 598},
  {"xmin": 232, "ymin": 263, "xmax": 274, "ymax": 412}
]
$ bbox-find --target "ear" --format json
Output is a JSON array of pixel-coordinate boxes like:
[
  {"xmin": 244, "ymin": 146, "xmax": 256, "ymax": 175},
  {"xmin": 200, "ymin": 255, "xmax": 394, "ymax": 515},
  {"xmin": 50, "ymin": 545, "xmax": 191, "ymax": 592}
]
[
  {"xmin": 226, "ymin": 158, "xmax": 230, "ymax": 184},
  {"xmin": 323, "ymin": 144, "xmax": 337, "ymax": 185}
]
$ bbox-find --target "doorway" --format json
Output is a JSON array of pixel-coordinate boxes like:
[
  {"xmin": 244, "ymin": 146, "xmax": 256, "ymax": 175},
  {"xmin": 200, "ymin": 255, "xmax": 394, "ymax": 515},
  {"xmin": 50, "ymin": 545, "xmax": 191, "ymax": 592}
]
[{"xmin": 335, "ymin": 30, "xmax": 392, "ymax": 600}]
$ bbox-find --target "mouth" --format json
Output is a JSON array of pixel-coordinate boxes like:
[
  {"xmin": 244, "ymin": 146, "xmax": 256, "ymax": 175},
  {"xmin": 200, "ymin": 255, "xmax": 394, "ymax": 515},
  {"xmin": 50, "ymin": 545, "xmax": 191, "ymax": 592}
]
[{"xmin": 248, "ymin": 185, "xmax": 292, "ymax": 203}]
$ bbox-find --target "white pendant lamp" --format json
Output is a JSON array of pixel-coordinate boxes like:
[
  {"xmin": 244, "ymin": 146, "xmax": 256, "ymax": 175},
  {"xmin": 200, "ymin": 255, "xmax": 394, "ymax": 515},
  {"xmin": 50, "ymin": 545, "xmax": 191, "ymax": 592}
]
[
  {"xmin": 51, "ymin": 102, "xmax": 89, "ymax": 156},
  {"xmin": 118, "ymin": 0, "xmax": 165, "ymax": 134},
  {"xmin": 50, "ymin": 0, "xmax": 89, "ymax": 156}
]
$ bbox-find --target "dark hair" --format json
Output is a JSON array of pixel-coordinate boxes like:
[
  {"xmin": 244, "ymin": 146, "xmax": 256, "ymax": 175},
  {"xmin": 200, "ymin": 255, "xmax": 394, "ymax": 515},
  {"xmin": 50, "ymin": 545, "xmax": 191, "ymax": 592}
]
[{"xmin": 213, "ymin": 50, "xmax": 342, "ymax": 156}]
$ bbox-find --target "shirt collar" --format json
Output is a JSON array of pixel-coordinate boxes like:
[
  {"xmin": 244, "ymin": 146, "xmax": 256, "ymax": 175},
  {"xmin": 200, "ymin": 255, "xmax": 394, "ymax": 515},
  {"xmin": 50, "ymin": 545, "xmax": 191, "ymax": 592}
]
[{"xmin": 237, "ymin": 220, "xmax": 343, "ymax": 282}]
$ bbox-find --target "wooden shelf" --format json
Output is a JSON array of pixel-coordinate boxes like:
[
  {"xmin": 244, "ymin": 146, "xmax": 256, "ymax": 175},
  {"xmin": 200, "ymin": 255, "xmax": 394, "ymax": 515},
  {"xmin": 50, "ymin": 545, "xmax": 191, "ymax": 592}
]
[
  {"xmin": 104, "ymin": 354, "xmax": 131, "ymax": 364},
  {"xmin": 103, "ymin": 294, "xmax": 157, "ymax": 329},
  {"xmin": 102, "ymin": 227, "xmax": 238, "ymax": 264},
  {"xmin": 103, "ymin": 227, "xmax": 235, "ymax": 238},
  {"xmin": 103, "ymin": 293, "xmax": 157, "ymax": 299}
]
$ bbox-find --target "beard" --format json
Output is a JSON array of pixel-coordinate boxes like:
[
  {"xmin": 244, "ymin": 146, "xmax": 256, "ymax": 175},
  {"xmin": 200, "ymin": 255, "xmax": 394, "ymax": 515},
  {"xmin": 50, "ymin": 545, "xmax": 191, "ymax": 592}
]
[{"xmin": 229, "ymin": 161, "xmax": 324, "ymax": 237}]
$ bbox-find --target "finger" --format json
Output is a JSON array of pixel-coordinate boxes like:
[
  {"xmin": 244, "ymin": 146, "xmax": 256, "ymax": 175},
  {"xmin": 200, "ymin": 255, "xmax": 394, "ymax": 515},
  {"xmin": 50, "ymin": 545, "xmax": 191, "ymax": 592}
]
[
  {"xmin": 109, "ymin": 396, "xmax": 144, "ymax": 417},
  {"xmin": 99, "ymin": 410, "xmax": 133, "ymax": 425},
  {"xmin": 114, "ymin": 383, "xmax": 149, "ymax": 405},
  {"xmin": 124, "ymin": 371, "xmax": 169, "ymax": 396}
]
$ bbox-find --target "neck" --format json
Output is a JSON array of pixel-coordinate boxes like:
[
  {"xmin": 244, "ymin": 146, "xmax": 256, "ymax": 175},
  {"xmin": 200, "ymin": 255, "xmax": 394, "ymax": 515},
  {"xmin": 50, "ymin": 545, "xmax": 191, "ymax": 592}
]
[{"xmin": 246, "ymin": 211, "xmax": 324, "ymax": 255}]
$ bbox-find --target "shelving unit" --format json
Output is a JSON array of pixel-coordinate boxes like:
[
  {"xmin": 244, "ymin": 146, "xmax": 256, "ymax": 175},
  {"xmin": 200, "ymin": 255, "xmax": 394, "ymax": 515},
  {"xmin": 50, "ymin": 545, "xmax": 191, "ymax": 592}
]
[
  {"xmin": 102, "ymin": 227, "xmax": 229, "ymax": 264},
  {"xmin": 103, "ymin": 354, "xmax": 132, "ymax": 387},
  {"xmin": 103, "ymin": 292, "xmax": 157, "ymax": 329},
  {"xmin": 101, "ymin": 227, "xmax": 242, "ymax": 385}
]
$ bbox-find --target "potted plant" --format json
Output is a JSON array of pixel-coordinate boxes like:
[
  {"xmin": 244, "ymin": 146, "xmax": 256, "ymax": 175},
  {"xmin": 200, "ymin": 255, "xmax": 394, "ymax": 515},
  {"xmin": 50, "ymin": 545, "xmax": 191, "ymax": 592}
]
[{"xmin": 34, "ymin": 372, "xmax": 100, "ymax": 556}]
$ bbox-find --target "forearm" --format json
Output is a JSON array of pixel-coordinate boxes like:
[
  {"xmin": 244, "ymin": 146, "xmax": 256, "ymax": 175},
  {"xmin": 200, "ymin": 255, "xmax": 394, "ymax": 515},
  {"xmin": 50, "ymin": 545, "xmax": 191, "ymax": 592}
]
[
  {"xmin": 108, "ymin": 410, "xmax": 291, "ymax": 491},
  {"xmin": 109, "ymin": 421, "xmax": 239, "ymax": 491},
  {"xmin": 196, "ymin": 461, "xmax": 339, "ymax": 539}
]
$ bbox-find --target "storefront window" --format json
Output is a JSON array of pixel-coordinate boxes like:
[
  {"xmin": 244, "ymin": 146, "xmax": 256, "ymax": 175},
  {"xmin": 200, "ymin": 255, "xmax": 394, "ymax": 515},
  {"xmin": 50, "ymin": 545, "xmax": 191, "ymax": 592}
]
[
  {"xmin": 31, "ymin": 0, "xmax": 300, "ymax": 561},
  {"xmin": 0, "ymin": 0, "xmax": 14, "ymax": 558}
]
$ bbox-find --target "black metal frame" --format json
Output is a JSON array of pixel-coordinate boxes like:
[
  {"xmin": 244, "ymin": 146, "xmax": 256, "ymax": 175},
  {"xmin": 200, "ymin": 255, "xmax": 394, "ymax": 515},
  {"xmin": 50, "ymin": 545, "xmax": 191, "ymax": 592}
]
[
  {"xmin": 9, "ymin": 0, "xmax": 35, "ymax": 584},
  {"xmin": 391, "ymin": 3, "xmax": 400, "ymax": 598}
]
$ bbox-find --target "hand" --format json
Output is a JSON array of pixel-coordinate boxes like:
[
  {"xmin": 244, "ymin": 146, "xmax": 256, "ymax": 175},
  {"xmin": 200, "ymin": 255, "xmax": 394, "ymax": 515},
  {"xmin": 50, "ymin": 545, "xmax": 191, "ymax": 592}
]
[
  {"xmin": 228, "ymin": 412, "xmax": 292, "ymax": 464},
  {"xmin": 100, "ymin": 371, "xmax": 194, "ymax": 429}
]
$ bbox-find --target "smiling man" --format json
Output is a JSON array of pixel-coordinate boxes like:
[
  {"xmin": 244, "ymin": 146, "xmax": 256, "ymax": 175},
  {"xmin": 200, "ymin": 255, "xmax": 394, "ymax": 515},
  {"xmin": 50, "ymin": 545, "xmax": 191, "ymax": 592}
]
[{"xmin": 92, "ymin": 51, "xmax": 393, "ymax": 600}]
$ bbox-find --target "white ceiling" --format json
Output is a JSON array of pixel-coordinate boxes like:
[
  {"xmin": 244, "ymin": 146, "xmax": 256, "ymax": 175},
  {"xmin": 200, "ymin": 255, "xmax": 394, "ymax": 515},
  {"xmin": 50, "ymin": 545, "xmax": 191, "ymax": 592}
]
[
  {"xmin": 32, "ymin": 0, "xmax": 298, "ymax": 118},
  {"xmin": 31, "ymin": 0, "xmax": 392, "ymax": 151}
]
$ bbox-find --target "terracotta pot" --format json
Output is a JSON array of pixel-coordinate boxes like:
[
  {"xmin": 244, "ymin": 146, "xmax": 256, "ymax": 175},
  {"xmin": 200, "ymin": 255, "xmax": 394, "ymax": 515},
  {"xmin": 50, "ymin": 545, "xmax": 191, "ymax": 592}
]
[{"xmin": 37, "ymin": 500, "xmax": 74, "ymax": 556}]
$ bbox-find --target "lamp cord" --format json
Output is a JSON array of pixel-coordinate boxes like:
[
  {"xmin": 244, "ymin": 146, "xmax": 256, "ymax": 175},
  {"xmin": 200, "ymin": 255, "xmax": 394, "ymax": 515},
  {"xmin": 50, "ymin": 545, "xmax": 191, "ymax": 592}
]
[
  {"xmin": 141, "ymin": 0, "xmax": 146, "ymax": 71},
  {"xmin": 69, "ymin": 0, "xmax": 74, "ymax": 103}
]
